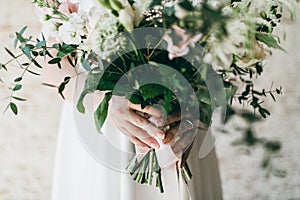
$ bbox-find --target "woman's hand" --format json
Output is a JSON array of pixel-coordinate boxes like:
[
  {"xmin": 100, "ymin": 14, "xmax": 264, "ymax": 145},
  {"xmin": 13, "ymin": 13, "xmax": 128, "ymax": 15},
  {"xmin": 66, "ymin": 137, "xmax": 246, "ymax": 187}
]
[
  {"xmin": 107, "ymin": 96, "xmax": 165, "ymax": 149},
  {"xmin": 161, "ymin": 113, "xmax": 199, "ymax": 167}
]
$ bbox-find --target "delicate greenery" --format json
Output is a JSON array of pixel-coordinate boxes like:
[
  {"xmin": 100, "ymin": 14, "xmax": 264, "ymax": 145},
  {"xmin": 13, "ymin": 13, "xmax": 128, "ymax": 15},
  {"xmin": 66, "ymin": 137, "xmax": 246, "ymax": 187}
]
[{"xmin": 1, "ymin": 0, "xmax": 299, "ymax": 192}]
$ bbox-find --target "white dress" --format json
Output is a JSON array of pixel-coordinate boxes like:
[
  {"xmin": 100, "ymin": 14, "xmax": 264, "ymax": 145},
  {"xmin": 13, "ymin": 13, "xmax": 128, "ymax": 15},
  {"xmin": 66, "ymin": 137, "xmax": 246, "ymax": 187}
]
[
  {"xmin": 51, "ymin": 1, "xmax": 223, "ymax": 199},
  {"xmin": 51, "ymin": 102, "xmax": 223, "ymax": 200}
]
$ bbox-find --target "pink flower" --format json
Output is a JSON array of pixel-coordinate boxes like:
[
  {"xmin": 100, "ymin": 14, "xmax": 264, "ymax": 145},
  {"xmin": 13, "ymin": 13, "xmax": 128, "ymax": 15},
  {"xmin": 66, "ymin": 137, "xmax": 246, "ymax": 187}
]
[
  {"xmin": 163, "ymin": 25, "xmax": 202, "ymax": 60},
  {"xmin": 58, "ymin": 0, "xmax": 79, "ymax": 14}
]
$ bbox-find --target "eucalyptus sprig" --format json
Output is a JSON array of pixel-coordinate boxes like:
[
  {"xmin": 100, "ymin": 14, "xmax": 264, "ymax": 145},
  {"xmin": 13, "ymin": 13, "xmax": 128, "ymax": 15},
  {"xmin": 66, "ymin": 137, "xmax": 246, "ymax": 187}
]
[{"xmin": 0, "ymin": 26, "xmax": 83, "ymax": 114}]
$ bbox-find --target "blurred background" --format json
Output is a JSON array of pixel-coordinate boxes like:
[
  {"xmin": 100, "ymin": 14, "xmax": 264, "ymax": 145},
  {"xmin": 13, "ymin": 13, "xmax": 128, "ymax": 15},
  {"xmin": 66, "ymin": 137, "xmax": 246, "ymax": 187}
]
[{"xmin": 0, "ymin": 0, "xmax": 299, "ymax": 199}]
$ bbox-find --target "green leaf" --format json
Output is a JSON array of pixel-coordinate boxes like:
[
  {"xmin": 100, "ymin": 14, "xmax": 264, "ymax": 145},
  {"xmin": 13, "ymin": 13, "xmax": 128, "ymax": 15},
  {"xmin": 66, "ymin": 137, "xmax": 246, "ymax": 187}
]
[
  {"xmin": 264, "ymin": 141, "xmax": 281, "ymax": 153},
  {"xmin": 270, "ymin": 92, "xmax": 276, "ymax": 102},
  {"xmin": 32, "ymin": 59, "xmax": 42, "ymax": 68},
  {"xmin": 32, "ymin": 51, "xmax": 39, "ymax": 57},
  {"xmin": 77, "ymin": 69, "xmax": 103, "ymax": 113},
  {"xmin": 16, "ymin": 32, "xmax": 26, "ymax": 43},
  {"xmin": 276, "ymin": 87, "xmax": 282, "ymax": 94},
  {"xmin": 139, "ymin": 84, "xmax": 167, "ymax": 100},
  {"xmin": 67, "ymin": 56, "xmax": 76, "ymax": 68},
  {"xmin": 10, "ymin": 102, "xmax": 18, "ymax": 115},
  {"xmin": 128, "ymin": 94, "xmax": 142, "ymax": 105},
  {"xmin": 18, "ymin": 26, "xmax": 27, "ymax": 36},
  {"xmin": 22, "ymin": 63, "xmax": 29, "ymax": 66},
  {"xmin": 52, "ymin": 43, "xmax": 60, "ymax": 50},
  {"xmin": 81, "ymin": 57, "xmax": 91, "ymax": 71},
  {"xmin": 12, "ymin": 96, "xmax": 27, "ymax": 102},
  {"xmin": 76, "ymin": 89, "xmax": 93, "ymax": 113},
  {"xmin": 56, "ymin": 44, "xmax": 75, "ymax": 58},
  {"xmin": 258, "ymin": 107, "xmax": 271, "ymax": 118},
  {"xmin": 260, "ymin": 11, "xmax": 268, "ymax": 19},
  {"xmin": 13, "ymin": 84, "xmax": 22, "ymax": 91},
  {"xmin": 256, "ymin": 33, "xmax": 286, "ymax": 52},
  {"xmin": 27, "ymin": 69, "xmax": 40, "ymax": 76},
  {"xmin": 14, "ymin": 77, "xmax": 22, "ymax": 82},
  {"xmin": 5, "ymin": 47, "xmax": 16, "ymax": 58},
  {"xmin": 48, "ymin": 58, "xmax": 61, "ymax": 64},
  {"xmin": 94, "ymin": 92, "xmax": 112, "ymax": 132},
  {"xmin": 0, "ymin": 63, "xmax": 7, "ymax": 71},
  {"xmin": 178, "ymin": 1, "xmax": 194, "ymax": 11},
  {"xmin": 36, "ymin": 40, "xmax": 46, "ymax": 48},
  {"xmin": 14, "ymin": 26, "xmax": 27, "ymax": 48},
  {"xmin": 58, "ymin": 83, "xmax": 66, "ymax": 99},
  {"xmin": 64, "ymin": 76, "xmax": 71, "ymax": 84},
  {"xmin": 23, "ymin": 46, "xmax": 31, "ymax": 59},
  {"xmin": 164, "ymin": 6, "xmax": 175, "ymax": 16},
  {"xmin": 97, "ymin": 80, "xmax": 116, "ymax": 91}
]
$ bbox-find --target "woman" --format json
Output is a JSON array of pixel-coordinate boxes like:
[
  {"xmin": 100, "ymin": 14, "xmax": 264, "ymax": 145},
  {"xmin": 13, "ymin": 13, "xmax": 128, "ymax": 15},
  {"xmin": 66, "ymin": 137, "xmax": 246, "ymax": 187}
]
[{"xmin": 46, "ymin": 0, "xmax": 223, "ymax": 199}]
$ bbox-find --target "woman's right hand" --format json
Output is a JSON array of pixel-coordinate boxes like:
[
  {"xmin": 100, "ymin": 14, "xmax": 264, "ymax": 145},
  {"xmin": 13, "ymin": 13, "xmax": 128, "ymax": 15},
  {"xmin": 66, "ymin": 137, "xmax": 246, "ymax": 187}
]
[{"xmin": 107, "ymin": 96, "xmax": 165, "ymax": 149}]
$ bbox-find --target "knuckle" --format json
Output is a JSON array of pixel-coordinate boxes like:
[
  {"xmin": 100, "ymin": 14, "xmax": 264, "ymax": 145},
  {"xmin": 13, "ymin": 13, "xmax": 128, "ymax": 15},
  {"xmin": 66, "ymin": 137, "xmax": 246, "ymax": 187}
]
[
  {"xmin": 129, "ymin": 136, "xmax": 138, "ymax": 142},
  {"xmin": 135, "ymin": 116, "xmax": 147, "ymax": 126}
]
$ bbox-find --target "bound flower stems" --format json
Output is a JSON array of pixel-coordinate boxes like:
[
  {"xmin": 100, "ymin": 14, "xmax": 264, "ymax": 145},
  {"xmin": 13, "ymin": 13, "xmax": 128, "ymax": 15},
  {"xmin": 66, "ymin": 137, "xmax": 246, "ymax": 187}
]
[{"xmin": 126, "ymin": 148, "xmax": 192, "ymax": 193}]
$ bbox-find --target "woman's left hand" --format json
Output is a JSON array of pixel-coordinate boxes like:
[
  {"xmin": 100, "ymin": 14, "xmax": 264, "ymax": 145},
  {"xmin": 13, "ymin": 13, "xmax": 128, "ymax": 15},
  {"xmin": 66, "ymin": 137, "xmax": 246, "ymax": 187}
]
[{"xmin": 155, "ymin": 112, "xmax": 199, "ymax": 167}]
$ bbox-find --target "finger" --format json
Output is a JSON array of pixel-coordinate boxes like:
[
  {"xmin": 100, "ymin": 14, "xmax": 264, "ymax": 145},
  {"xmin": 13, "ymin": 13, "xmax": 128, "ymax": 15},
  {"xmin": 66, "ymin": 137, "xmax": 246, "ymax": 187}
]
[
  {"xmin": 128, "ymin": 103, "xmax": 163, "ymax": 118},
  {"xmin": 114, "ymin": 122, "xmax": 151, "ymax": 148},
  {"xmin": 171, "ymin": 129, "xmax": 196, "ymax": 156},
  {"xmin": 162, "ymin": 124, "xmax": 179, "ymax": 144},
  {"xmin": 129, "ymin": 136, "xmax": 149, "ymax": 148},
  {"xmin": 148, "ymin": 116, "xmax": 164, "ymax": 127},
  {"xmin": 164, "ymin": 112, "xmax": 196, "ymax": 126},
  {"xmin": 128, "ymin": 110, "xmax": 165, "ymax": 139},
  {"xmin": 125, "ymin": 122, "xmax": 161, "ymax": 149},
  {"xmin": 164, "ymin": 112, "xmax": 181, "ymax": 126},
  {"xmin": 162, "ymin": 120, "xmax": 195, "ymax": 144}
]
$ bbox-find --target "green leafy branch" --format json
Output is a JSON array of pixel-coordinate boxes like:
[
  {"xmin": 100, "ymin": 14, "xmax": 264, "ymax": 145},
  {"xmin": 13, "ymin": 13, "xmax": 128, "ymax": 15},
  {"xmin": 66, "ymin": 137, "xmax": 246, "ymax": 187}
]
[{"xmin": 0, "ymin": 26, "xmax": 82, "ymax": 114}]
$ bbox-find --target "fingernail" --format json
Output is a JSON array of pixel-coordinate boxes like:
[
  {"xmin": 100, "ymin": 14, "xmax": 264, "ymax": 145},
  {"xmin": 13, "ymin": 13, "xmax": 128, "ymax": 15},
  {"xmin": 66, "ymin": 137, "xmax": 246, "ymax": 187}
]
[
  {"xmin": 157, "ymin": 120, "xmax": 163, "ymax": 127},
  {"xmin": 150, "ymin": 142, "xmax": 160, "ymax": 149},
  {"xmin": 162, "ymin": 139, "xmax": 168, "ymax": 144},
  {"xmin": 158, "ymin": 131, "xmax": 165, "ymax": 139}
]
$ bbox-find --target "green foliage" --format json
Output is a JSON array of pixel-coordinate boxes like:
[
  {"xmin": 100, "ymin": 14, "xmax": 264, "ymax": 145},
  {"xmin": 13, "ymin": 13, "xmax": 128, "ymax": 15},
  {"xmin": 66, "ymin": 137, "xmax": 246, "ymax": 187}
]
[
  {"xmin": 94, "ymin": 92, "xmax": 112, "ymax": 132},
  {"xmin": 0, "ymin": 26, "xmax": 81, "ymax": 114},
  {"xmin": 1, "ymin": 0, "xmax": 296, "ymax": 181},
  {"xmin": 77, "ymin": 68, "xmax": 103, "ymax": 114},
  {"xmin": 9, "ymin": 102, "xmax": 18, "ymax": 115},
  {"xmin": 256, "ymin": 33, "xmax": 285, "ymax": 51},
  {"xmin": 0, "ymin": 63, "xmax": 7, "ymax": 71}
]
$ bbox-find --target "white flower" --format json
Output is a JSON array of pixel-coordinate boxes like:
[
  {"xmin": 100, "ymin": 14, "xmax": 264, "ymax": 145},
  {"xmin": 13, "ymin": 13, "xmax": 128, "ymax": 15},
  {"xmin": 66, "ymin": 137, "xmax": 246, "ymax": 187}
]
[
  {"xmin": 86, "ymin": 5, "xmax": 104, "ymax": 33},
  {"xmin": 119, "ymin": 6, "xmax": 135, "ymax": 32},
  {"xmin": 86, "ymin": 11, "xmax": 127, "ymax": 61},
  {"xmin": 205, "ymin": 17, "xmax": 249, "ymax": 69},
  {"xmin": 58, "ymin": 23, "xmax": 82, "ymax": 44},
  {"xmin": 57, "ymin": 12, "xmax": 87, "ymax": 45},
  {"xmin": 42, "ymin": 19, "xmax": 60, "ymax": 39},
  {"xmin": 133, "ymin": 0, "xmax": 150, "ymax": 25}
]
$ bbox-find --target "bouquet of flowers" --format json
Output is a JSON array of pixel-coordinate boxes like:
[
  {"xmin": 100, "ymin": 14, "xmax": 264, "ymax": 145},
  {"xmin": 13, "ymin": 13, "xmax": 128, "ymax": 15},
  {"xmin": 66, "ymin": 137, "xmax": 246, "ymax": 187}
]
[{"xmin": 0, "ymin": 0, "xmax": 299, "ymax": 192}]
